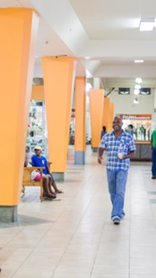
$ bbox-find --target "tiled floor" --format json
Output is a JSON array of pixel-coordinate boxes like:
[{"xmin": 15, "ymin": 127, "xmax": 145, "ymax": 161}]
[{"xmin": 0, "ymin": 146, "xmax": 156, "ymax": 277}]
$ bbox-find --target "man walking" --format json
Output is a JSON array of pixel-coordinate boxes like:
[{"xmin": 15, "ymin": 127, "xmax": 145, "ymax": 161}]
[{"xmin": 97, "ymin": 116, "xmax": 136, "ymax": 225}]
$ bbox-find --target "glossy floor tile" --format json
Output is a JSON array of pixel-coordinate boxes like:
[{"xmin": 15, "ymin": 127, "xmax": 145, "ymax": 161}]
[{"xmin": 0, "ymin": 146, "xmax": 156, "ymax": 278}]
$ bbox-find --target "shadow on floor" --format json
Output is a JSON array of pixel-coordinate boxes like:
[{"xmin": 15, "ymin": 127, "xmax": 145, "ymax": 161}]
[{"xmin": 0, "ymin": 214, "xmax": 54, "ymax": 229}]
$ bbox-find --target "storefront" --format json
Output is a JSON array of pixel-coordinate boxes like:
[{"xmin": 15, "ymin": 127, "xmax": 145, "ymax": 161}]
[
  {"xmin": 120, "ymin": 114, "xmax": 151, "ymax": 141},
  {"xmin": 120, "ymin": 114, "xmax": 152, "ymax": 161},
  {"xmin": 26, "ymin": 100, "xmax": 48, "ymax": 159}
]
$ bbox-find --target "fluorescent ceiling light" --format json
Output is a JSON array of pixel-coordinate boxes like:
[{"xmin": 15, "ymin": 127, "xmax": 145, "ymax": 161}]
[
  {"xmin": 135, "ymin": 77, "xmax": 142, "ymax": 84},
  {"xmin": 135, "ymin": 84, "xmax": 141, "ymax": 89},
  {"xmin": 140, "ymin": 18, "xmax": 155, "ymax": 31},
  {"xmin": 134, "ymin": 89, "xmax": 140, "ymax": 95},
  {"xmin": 134, "ymin": 60, "xmax": 144, "ymax": 63}
]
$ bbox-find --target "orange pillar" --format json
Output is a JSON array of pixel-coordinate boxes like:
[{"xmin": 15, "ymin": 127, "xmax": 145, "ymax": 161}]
[
  {"xmin": 31, "ymin": 85, "xmax": 44, "ymax": 100},
  {"xmin": 0, "ymin": 8, "xmax": 39, "ymax": 221},
  {"xmin": 42, "ymin": 57, "xmax": 75, "ymax": 181},
  {"xmin": 89, "ymin": 89, "xmax": 104, "ymax": 151},
  {"xmin": 74, "ymin": 77, "xmax": 86, "ymax": 164},
  {"xmin": 102, "ymin": 97, "xmax": 110, "ymax": 132},
  {"xmin": 107, "ymin": 103, "xmax": 115, "ymax": 132}
]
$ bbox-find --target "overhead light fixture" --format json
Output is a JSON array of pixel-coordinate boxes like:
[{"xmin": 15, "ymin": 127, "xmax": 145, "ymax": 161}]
[
  {"xmin": 135, "ymin": 84, "xmax": 141, "ymax": 89},
  {"xmin": 135, "ymin": 77, "xmax": 142, "ymax": 84},
  {"xmin": 134, "ymin": 60, "xmax": 144, "ymax": 63},
  {"xmin": 134, "ymin": 89, "xmax": 140, "ymax": 95},
  {"xmin": 139, "ymin": 18, "xmax": 155, "ymax": 31},
  {"xmin": 133, "ymin": 98, "xmax": 139, "ymax": 104}
]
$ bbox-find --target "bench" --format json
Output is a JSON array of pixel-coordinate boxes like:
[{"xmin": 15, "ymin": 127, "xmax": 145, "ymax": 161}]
[{"xmin": 22, "ymin": 166, "xmax": 44, "ymax": 201}]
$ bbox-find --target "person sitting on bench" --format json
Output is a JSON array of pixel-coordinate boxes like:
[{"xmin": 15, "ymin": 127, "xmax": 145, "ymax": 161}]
[
  {"xmin": 24, "ymin": 152, "xmax": 56, "ymax": 200},
  {"xmin": 31, "ymin": 146, "xmax": 63, "ymax": 199}
]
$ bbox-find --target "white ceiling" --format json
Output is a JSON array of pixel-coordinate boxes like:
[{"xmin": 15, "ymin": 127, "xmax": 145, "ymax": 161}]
[
  {"xmin": 69, "ymin": 0, "xmax": 156, "ymax": 40},
  {"xmin": 1, "ymin": 0, "xmax": 156, "ymax": 88}
]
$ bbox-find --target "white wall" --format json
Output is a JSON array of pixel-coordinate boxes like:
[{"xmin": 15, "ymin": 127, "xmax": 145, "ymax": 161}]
[{"xmin": 110, "ymin": 89, "xmax": 154, "ymax": 115}]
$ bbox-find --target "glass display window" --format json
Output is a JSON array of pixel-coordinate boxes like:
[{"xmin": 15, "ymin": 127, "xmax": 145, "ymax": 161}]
[
  {"xmin": 120, "ymin": 114, "xmax": 151, "ymax": 141},
  {"xmin": 26, "ymin": 101, "xmax": 48, "ymax": 159}
]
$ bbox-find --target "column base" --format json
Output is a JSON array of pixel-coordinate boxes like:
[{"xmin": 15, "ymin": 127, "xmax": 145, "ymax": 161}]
[
  {"xmin": 0, "ymin": 206, "xmax": 18, "ymax": 223},
  {"xmin": 53, "ymin": 172, "xmax": 64, "ymax": 182},
  {"xmin": 92, "ymin": 148, "xmax": 98, "ymax": 153},
  {"xmin": 74, "ymin": 151, "xmax": 85, "ymax": 165}
]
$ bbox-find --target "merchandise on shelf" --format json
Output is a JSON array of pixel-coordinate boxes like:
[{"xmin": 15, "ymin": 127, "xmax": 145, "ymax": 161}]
[{"xmin": 26, "ymin": 101, "xmax": 48, "ymax": 159}]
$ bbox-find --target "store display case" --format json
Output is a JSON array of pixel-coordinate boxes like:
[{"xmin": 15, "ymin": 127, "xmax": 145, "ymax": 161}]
[
  {"xmin": 131, "ymin": 141, "xmax": 152, "ymax": 161},
  {"xmin": 120, "ymin": 114, "xmax": 152, "ymax": 161},
  {"xmin": 121, "ymin": 114, "xmax": 151, "ymax": 141},
  {"xmin": 26, "ymin": 101, "xmax": 48, "ymax": 159}
]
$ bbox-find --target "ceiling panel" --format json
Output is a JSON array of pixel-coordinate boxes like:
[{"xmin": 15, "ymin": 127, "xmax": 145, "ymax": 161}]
[{"xmin": 69, "ymin": 0, "xmax": 156, "ymax": 40}]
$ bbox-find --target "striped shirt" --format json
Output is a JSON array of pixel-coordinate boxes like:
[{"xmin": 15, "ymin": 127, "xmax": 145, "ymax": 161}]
[{"xmin": 99, "ymin": 130, "xmax": 136, "ymax": 171}]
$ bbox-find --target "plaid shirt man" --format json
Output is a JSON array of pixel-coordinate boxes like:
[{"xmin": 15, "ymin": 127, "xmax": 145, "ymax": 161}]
[{"xmin": 99, "ymin": 130, "xmax": 136, "ymax": 171}]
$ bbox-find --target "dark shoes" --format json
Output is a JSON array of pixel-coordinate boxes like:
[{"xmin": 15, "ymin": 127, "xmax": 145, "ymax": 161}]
[
  {"xmin": 112, "ymin": 216, "xmax": 120, "ymax": 225},
  {"xmin": 152, "ymin": 176, "xmax": 156, "ymax": 179}
]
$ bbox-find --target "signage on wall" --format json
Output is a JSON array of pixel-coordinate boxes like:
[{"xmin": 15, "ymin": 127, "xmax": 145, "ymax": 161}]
[{"xmin": 120, "ymin": 114, "xmax": 151, "ymax": 120}]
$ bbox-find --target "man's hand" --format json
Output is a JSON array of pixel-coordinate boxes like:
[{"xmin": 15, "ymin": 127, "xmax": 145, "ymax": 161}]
[
  {"xmin": 117, "ymin": 154, "xmax": 125, "ymax": 160},
  {"xmin": 97, "ymin": 156, "xmax": 103, "ymax": 164},
  {"xmin": 117, "ymin": 150, "xmax": 136, "ymax": 160},
  {"xmin": 97, "ymin": 147, "xmax": 105, "ymax": 164}
]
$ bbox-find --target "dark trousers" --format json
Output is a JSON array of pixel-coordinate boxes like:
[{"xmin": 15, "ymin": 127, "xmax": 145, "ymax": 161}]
[{"xmin": 152, "ymin": 147, "xmax": 156, "ymax": 177}]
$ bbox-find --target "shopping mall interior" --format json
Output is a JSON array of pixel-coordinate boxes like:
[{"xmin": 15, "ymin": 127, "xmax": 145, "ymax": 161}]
[{"xmin": 1, "ymin": 0, "xmax": 156, "ymax": 277}]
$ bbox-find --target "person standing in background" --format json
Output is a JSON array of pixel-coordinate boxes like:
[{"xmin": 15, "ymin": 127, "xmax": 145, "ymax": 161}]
[
  {"xmin": 101, "ymin": 126, "xmax": 107, "ymax": 139},
  {"xmin": 151, "ymin": 129, "xmax": 156, "ymax": 179}
]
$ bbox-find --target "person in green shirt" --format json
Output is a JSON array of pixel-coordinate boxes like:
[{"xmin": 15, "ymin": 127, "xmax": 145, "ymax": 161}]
[{"xmin": 151, "ymin": 130, "xmax": 156, "ymax": 179}]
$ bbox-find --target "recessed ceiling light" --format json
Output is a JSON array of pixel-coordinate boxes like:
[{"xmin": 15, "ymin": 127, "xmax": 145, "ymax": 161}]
[
  {"xmin": 134, "ymin": 60, "xmax": 144, "ymax": 63},
  {"xmin": 140, "ymin": 18, "xmax": 155, "ymax": 31},
  {"xmin": 135, "ymin": 84, "xmax": 141, "ymax": 89},
  {"xmin": 135, "ymin": 77, "xmax": 142, "ymax": 84},
  {"xmin": 134, "ymin": 89, "xmax": 140, "ymax": 95}
]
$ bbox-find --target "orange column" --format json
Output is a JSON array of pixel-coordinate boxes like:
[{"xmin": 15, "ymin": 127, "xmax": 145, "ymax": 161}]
[
  {"xmin": 31, "ymin": 85, "xmax": 44, "ymax": 100},
  {"xmin": 0, "ymin": 8, "xmax": 39, "ymax": 219},
  {"xmin": 74, "ymin": 77, "xmax": 86, "ymax": 164},
  {"xmin": 102, "ymin": 97, "xmax": 110, "ymax": 132},
  {"xmin": 42, "ymin": 57, "xmax": 75, "ymax": 181},
  {"xmin": 107, "ymin": 103, "xmax": 115, "ymax": 132},
  {"xmin": 89, "ymin": 89, "xmax": 104, "ymax": 151}
]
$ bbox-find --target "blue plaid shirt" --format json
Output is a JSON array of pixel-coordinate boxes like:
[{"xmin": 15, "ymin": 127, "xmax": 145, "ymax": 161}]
[{"xmin": 99, "ymin": 130, "xmax": 136, "ymax": 171}]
